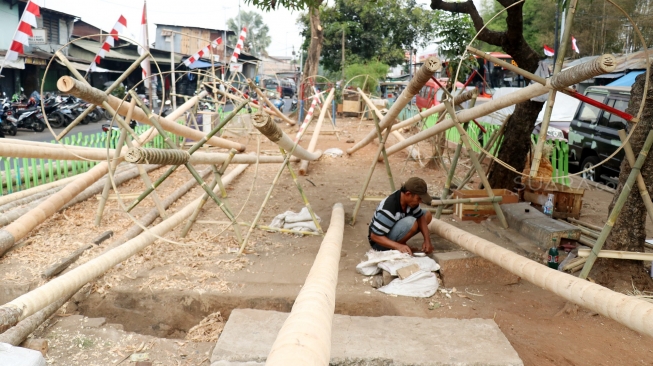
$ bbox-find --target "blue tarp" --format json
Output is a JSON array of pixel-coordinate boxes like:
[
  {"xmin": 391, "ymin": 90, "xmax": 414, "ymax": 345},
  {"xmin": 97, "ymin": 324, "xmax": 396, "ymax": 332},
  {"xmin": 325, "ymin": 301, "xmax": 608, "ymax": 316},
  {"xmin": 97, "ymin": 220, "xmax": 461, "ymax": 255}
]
[{"xmin": 607, "ymin": 70, "xmax": 645, "ymax": 87}]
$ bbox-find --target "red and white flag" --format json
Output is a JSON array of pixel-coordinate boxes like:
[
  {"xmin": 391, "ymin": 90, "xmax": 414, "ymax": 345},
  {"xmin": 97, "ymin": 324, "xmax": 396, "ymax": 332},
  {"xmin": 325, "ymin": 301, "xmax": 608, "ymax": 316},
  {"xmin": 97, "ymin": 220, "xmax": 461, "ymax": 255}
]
[
  {"xmin": 543, "ymin": 44, "xmax": 555, "ymax": 57},
  {"xmin": 294, "ymin": 94, "xmax": 321, "ymax": 142},
  {"xmin": 5, "ymin": 0, "xmax": 44, "ymax": 62},
  {"xmin": 230, "ymin": 27, "xmax": 247, "ymax": 64},
  {"xmin": 89, "ymin": 15, "xmax": 127, "ymax": 71},
  {"xmin": 137, "ymin": 2, "xmax": 150, "ymax": 88},
  {"xmin": 183, "ymin": 38, "xmax": 222, "ymax": 67},
  {"xmin": 572, "ymin": 36, "xmax": 580, "ymax": 54}
]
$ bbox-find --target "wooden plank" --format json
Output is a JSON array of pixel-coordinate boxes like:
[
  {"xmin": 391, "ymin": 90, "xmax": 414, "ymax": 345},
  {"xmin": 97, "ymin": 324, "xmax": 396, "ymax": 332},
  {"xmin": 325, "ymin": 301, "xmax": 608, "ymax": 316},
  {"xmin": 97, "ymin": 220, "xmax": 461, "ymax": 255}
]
[{"xmin": 577, "ymin": 248, "xmax": 653, "ymax": 261}]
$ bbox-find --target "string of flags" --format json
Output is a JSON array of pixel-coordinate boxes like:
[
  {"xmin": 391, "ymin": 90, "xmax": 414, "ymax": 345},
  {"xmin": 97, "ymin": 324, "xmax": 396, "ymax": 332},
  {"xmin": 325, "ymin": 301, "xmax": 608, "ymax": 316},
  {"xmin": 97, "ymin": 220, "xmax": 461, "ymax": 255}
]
[
  {"xmin": 5, "ymin": 0, "xmax": 44, "ymax": 62},
  {"xmin": 89, "ymin": 15, "xmax": 128, "ymax": 72},
  {"xmin": 183, "ymin": 38, "xmax": 223, "ymax": 67},
  {"xmin": 230, "ymin": 27, "xmax": 248, "ymax": 64}
]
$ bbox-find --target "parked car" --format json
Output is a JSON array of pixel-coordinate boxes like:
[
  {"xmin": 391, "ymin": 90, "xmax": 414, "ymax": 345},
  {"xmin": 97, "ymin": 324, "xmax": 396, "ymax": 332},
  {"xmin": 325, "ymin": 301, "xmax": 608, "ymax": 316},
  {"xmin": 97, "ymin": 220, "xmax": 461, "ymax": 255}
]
[
  {"xmin": 415, "ymin": 77, "xmax": 465, "ymax": 110},
  {"xmin": 567, "ymin": 85, "xmax": 631, "ymax": 184}
]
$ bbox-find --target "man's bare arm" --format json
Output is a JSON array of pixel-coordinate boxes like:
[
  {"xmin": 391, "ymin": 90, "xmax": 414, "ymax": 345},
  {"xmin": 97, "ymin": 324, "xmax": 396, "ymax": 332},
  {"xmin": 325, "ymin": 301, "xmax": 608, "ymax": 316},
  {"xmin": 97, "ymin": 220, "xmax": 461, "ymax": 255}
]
[{"xmin": 370, "ymin": 233, "xmax": 413, "ymax": 255}]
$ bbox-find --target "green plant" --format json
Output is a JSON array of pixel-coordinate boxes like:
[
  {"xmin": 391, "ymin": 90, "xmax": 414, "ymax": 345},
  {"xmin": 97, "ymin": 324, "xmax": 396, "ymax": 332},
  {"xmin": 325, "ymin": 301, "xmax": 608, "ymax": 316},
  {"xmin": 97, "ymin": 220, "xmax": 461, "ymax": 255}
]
[{"xmin": 344, "ymin": 61, "xmax": 389, "ymax": 94}]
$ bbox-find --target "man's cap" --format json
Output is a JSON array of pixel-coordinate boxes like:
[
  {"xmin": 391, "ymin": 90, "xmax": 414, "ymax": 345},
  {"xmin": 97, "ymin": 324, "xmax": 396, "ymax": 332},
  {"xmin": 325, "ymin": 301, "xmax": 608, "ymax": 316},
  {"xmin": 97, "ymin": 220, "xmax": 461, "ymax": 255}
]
[{"xmin": 403, "ymin": 177, "xmax": 431, "ymax": 204}]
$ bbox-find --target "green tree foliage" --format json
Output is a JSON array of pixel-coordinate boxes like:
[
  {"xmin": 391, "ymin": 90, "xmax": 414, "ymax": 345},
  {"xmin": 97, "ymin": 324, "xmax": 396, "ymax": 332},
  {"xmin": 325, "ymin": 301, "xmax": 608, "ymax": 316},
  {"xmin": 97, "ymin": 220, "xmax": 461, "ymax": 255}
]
[
  {"xmin": 432, "ymin": 10, "xmax": 476, "ymax": 82},
  {"xmin": 479, "ymin": 0, "xmax": 653, "ymax": 57},
  {"xmin": 344, "ymin": 61, "xmax": 389, "ymax": 93},
  {"xmin": 244, "ymin": 0, "xmax": 320, "ymax": 11},
  {"xmin": 227, "ymin": 10, "xmax": 272, "ymax": 57},
  {"xmin": 298, "ymin": 0, "xmax": 437, "ymax": 73}
]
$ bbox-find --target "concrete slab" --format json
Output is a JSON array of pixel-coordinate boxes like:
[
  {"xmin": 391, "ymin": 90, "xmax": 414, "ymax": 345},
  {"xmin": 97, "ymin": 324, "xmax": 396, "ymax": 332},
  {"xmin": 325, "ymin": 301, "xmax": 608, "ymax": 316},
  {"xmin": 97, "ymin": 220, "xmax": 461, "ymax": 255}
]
[
  {"xmin": 211, "ymin": 309, "xmax": 523, "ymax": 366},
  {"xmin": 501, "ymin": 202, "xmax": 580, "ymax": 246},
  {"xmin": 432, "ymin": 251, "xmax": 520, "ymax": 287}
]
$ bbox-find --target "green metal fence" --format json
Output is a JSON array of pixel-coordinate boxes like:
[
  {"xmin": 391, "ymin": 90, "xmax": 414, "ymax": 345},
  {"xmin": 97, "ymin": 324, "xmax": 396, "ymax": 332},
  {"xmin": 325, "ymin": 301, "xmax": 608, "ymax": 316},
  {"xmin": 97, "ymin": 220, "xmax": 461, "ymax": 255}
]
[{"xmin": 420, "ymin": 111, "xmax": 570, "ymax": 185}]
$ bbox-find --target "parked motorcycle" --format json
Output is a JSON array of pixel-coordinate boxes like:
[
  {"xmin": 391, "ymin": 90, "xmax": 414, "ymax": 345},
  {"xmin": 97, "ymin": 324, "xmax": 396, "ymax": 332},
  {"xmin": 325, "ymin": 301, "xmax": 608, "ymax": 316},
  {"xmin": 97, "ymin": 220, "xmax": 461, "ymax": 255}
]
[
  {"xmin": 1, "ymin": 103, "xmax": 18, "ymax": 136},
  {"xmin": 6, "ymin": 99, "xmax": 45, "ymax": 132},
  {"xmin": 288, "ymin": 98, "xmax": 298, "ymax": 113}
]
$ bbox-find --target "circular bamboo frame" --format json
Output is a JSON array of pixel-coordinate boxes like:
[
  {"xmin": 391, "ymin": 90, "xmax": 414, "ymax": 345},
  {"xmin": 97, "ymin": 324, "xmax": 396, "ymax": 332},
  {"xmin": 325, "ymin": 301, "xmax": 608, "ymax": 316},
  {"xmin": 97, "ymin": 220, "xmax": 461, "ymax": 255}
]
[{"xmin": 448, "ymin": 0, "xmax": 650, "ymax": 180}]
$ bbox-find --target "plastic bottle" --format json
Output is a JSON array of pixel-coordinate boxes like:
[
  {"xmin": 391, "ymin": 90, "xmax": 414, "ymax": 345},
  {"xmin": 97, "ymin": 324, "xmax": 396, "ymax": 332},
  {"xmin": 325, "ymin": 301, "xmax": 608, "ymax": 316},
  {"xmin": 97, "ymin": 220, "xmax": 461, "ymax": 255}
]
[
  {"xmin": 548, "ymin": 237, "xmax": 559, "ymax": 269},
  {"xmin": 543, "ymin": 193, "xmax": 555, "ymax": 217}
]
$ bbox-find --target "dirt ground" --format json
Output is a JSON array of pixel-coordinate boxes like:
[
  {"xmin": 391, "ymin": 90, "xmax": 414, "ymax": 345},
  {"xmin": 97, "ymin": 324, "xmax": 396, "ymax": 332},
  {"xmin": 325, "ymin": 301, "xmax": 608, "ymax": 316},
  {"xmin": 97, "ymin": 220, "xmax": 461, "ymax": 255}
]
[{"xmin": 2, "ymin": 116, "xmax": 653, "ymax": 365}]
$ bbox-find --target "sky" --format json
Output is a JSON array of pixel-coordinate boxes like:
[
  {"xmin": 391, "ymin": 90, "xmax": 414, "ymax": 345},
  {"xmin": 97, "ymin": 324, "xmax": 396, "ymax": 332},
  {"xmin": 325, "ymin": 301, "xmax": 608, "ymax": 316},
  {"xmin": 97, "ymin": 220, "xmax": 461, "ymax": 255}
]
[{"xmin": 42, "ymin": 0, "xmax": 485, "ymax": 58}]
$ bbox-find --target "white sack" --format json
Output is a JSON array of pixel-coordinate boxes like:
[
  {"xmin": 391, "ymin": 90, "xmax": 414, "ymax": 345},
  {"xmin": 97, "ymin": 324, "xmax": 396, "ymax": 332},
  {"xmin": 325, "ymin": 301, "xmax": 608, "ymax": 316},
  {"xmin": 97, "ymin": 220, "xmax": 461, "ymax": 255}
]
[
  {"xmin": 355, "ymin": 250, "xmax": 409, "ymax": 276},
  {"xmin": 378, "ymin": 270, "xmax": 439, "ymax": 298},
  {"xmin": 378, "ymin": 256, "xmax": 441, "ymax": 276}
]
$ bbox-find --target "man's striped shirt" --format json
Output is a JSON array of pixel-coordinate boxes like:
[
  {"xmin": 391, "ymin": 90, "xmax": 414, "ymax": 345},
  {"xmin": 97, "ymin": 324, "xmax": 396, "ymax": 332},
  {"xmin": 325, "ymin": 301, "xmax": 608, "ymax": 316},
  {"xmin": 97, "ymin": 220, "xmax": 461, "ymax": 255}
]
[{"xmin": 368, "ymin": 190, "xmax": 424, "ymax": 244}]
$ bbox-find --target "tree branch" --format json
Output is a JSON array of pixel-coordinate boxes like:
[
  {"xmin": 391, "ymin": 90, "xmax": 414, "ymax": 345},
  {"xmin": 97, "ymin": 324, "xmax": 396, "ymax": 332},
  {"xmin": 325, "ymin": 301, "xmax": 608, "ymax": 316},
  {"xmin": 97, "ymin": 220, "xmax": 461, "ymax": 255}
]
[{"xmin": 430, "ymin": 0, "xmax": 505, "ymax": 46}]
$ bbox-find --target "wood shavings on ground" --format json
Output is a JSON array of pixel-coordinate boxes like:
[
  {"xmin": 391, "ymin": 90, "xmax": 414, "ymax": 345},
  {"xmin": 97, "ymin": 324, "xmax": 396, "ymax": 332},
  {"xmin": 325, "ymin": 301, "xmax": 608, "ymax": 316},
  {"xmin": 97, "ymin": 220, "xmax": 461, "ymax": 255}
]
[{"xmin": 185, "ymin": 311, "xmax": 225, "ymax": 343}]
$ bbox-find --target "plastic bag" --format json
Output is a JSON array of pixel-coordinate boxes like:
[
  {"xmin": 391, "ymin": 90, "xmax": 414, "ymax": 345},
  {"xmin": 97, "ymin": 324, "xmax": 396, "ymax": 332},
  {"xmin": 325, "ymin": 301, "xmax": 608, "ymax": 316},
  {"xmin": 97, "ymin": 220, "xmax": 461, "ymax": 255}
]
[
  {"xmin": 378, "ymin": 256, "xmax": 440, "ymax": 276},
  {"xmin": 378, "ymin": 270, "xmax": 439, "ymax": 298},
  {"xmin": 355, "ymin": 250, "xmax": 409, "ymax": 276},
  {"xmin": 323, "ymin": 148, "xmax": 344, "ymax": 157}
]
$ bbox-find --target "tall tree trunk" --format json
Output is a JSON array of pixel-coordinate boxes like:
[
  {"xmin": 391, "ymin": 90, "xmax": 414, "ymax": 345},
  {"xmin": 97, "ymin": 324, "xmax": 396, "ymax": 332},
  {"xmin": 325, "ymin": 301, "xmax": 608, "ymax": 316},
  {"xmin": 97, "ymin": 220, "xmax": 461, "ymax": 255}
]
[
  {"xmin": 430, "ymin": 0, "xmax": 545, "ymax": 190},
  {"xmin": 590, "ymin": 72, "xmax": 653, "ymax": 291},
  {"xmin": 487, "ymin": 100, "xmax": 544, "ymax": 190},
  {"xmin": 303, "ymin": 4, "xmax": 324, "ymax": 88}
]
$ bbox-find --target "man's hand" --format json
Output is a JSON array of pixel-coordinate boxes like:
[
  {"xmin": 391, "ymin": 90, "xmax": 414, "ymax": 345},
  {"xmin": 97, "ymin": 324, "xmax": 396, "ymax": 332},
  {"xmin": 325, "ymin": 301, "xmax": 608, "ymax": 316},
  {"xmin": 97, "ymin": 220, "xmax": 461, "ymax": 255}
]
[
  {"xmin": 397, "ymin": 244, "xmax": 413, "ymax": 255},
  {"xmin": 422, "ymin": 241, "xmax": 434, "ymax": 254}
]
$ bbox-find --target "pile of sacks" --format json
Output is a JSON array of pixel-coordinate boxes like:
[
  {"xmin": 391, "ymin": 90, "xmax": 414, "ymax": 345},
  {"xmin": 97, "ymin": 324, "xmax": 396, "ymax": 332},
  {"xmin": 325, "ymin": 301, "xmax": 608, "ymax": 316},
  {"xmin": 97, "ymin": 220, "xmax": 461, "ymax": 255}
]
[
  {"xmin": 269, "ymin": 207, "xmax": 320, "ymax": 233},
  {"xmin": 356, "ymin": 250, "xmax": 440, "ymax": 297}
]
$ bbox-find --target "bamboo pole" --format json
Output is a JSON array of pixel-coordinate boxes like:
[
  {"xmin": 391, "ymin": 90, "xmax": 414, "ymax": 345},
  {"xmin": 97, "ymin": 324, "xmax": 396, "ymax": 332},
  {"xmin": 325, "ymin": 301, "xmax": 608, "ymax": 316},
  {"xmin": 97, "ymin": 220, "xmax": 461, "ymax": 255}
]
[
  {"xmin": 54, "ymin": 52, "xmax": 150, "ymax": 141},
  {"xmin": 0, "ymin": 142, "xmax": 294, "ymax": 165},
  {"xmin": 180, "ymin": 150, "xmax": 237, "ymax": 238},
  {"xmin": 0, "ymin": 176, "xmax": 77, "ymax": 207},
  {"xmin": 0, "ymin": 156, "xmax": 159, "ymax": 256},
  {"xmin": 429, "ymin": 218, "xmax": 653, "ymax": 339},
  {"xmin": 431, "ymin": 196, "xmax": 503, "ymax": 206},
  {"xmin": 384, "ymin": 56, "xmax": 619, "ymax": 158},
  {"xmin": 313, "ymin": 85, "xmax": 339, "ymax": 141},
  {"xmin": 95, "ymin": 98, "xmax": 134, "ymax": 226},
  {"xmin": 0, "ymin": 186, "xmax": 64, "ymax": 214},
  {"xmin": 57, "ymin": 76, "xmax": 245, "ymax": 151},
  {"xmin": 252, "ymin": 111, "xmax": 322, "ymax": 161},
  {"xmin": 128, "ymin": 91, "xmax": 244, "ymax": 244},
  {"xmin": 579, "ymin": 130, "xmax": 653, "ymax": 279},
  {"xmin": 456, "ymin": 115, "xmax": 509, "ymax": 190},
  {"xmin": 280, "ymin": 148, "xmax": 323, "ymax": 234},
  {"xmin": 618, "ymin": 129, "xmax": 653, "ymax": 224},
  {"xmin": 102, "ymin": 167, "xmax": 217, "ymax": 253},
  {"xmin": 357, "ymin": 87, "xmax": 421, "ymax": 161},
  {"xmin": 347, "ymin": 57, "xmax": 442, "ymax": 155},
  {"xmin": 578, "ymin": 248, "xmax": 653, "ymax": 261},
  {"xmin": 351, "ymin": 121, "xmax": 394, "ymax": 225},
  {"xmin": 265, "ymin": 203, "xmax": 344, "ymax": 366},
  {"xmin": 530, "ymin": 0, "xmax": 579, "ymax": 178},
  {"xmin": 125, "ymin": 96, "xmax": 249, "ymax": 213},
  {"xmin": 247, "ymin": 79, "xmax": 296, "ymax": 125},
  {"xmin": 238, "ymin": 110, "xmax": 322, "ymax": 255},
  {"xmin": 373, "ymin": 112, "xmax": 395, "ymax": 191},
  {"xmin": 299, "ymin": 88, "xmax": 335, "ymax": 175},
  {"xmin": 568, "ymin": 218, "xmax": 603, "ymax": 232},
  {"xmin": 389, "ymin": 89, "xmax": 477, "ymax": 133},
  {"xmin": 436, "ymin": 142, "xmax": 462, "ymax": 219},
  {"xmin": 444, "ymin": 101, "xmax": 508, "ymax": 228},
  {"xmin": 0, "ymin": 163, "xmax": 249, "ymax": 332},
  {"xmin": 0, "ymin": 293, "xmax": 71, "ymax": 346}
]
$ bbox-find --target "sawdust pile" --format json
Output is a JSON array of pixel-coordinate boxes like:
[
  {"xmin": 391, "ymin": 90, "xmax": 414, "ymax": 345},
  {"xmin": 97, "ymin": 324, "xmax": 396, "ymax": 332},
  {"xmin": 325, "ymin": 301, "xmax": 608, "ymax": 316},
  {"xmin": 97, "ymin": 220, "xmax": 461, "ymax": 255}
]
[{"xmin": 185, "ymin": 311, "xmax": 225, "ymax": 343}]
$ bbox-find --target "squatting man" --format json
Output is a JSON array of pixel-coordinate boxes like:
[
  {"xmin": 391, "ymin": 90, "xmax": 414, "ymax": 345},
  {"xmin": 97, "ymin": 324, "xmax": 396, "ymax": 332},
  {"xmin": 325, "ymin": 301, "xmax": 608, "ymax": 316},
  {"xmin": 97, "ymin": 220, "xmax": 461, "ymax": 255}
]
[{"xmin": 368, "ymin": 177, "xmax": 434, "ymax": 255}]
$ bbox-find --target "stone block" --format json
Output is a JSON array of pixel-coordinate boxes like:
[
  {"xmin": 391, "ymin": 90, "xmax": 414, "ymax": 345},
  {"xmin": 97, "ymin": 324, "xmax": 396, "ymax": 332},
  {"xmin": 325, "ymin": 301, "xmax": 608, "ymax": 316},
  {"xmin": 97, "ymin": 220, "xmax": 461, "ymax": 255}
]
[
  {"xmin": 501, "ymin": 202, "xmax": 580, "ymax": 246},
  {"xmin": 433, "ymin": 251, "xmax": 520, "ymax": 287},
  {"xmin": 211, "ymin": 309, "xmax": 523, "ymax": 366}
]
